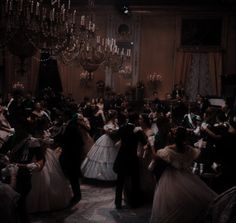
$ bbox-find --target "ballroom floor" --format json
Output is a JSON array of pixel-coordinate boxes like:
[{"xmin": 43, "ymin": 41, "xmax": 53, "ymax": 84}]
[{"xmin": 30, "ymin": 183, "xmax": 152, "ymax": 223}]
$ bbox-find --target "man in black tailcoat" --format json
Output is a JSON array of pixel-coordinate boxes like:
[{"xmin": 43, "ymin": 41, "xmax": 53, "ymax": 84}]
[
  {"xmin": 113, "ymin": 111, "xmax": 148, "ymax": 209},
  {"xmin": 57, "ymin": 108, "xmax": 84, "ymax": 205}
]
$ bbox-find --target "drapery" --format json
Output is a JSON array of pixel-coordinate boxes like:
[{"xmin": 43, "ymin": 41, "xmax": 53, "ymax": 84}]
[
  {"xmin": 28, "ymin": 50, "xmax": 41, "ymax": 94},
  {"xmin": 185, "ymin": 53, "xmax": 213, "ymax": 101},
  {"xmin": 208, "ymin": 52, "xmax": 222, "ymax": 96},
  {"xmin": 174, "ymin": 51, "xmax": 193, "ymax": 87},
  {"xmin": 175, "ymin": 50, "xmax": 222, "ymax": 101}
]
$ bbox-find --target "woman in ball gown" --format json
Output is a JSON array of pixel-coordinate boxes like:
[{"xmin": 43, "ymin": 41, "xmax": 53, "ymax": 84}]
[
  {"xmin": 27, "ymin": 102, "xmax": 51, "ymax": 137},
  {"xmin": 150, "ymin": 126, "xmax": 217, "ymax": 223},
  {"xmin": 26, "ymin": 131, "xmax": 72, "ymax": 213},
  {"xmin": 81, "ymin": 110, "xmax": 119, "ymax": 181}
]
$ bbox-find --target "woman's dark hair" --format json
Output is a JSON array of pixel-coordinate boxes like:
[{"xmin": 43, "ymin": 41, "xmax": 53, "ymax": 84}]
[
  {"xmin": 0, "ymin": 154, "xmax": 7, "ymax": 170},
  {"xmin": 128, "ymin": 111, "xmax": 139, "ymax": 124},
  {"xmin": 107, "ymin": 109, "xmax": 117, "ymax": 121},
  {"xmin": 204, "ymin": 107, "xmax": 217, "ymax": 125},
  {"xmin": 174, "ymin": 126, "xmax": 186, "ymax": 152},
  {"xmin": 140, "ymin": 113, "xmax": 151, "ymax": 128},
  {"xmin": 216, "ymin": 109, "xmax": 227, "ymax": 123}
]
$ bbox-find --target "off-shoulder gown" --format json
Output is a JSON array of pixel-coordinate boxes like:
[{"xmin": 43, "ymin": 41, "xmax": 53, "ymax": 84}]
[{"xmin": 150, "ymin": 145, "xmax": 217, "ymax": 223}]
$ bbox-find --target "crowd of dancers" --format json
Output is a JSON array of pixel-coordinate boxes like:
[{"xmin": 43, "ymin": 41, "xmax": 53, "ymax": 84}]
[{"xmin": 0, "ymin": 86, "xmax": 236, "ymax": 223}]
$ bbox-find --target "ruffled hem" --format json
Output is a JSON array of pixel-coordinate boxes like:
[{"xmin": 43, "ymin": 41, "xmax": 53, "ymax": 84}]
[{"xmin": 81, "ymin": 158, "xmax": 117, "ymax": 181}]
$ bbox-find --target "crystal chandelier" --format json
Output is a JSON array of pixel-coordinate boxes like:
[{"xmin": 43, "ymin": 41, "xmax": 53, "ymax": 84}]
[
  {"xmin": 60, "ymin": 30, "xmax": 132, "ymax": 75},
  {"xmin": 78, "ymin": 31, "xmax": 105, "ymax": 73},
  {"xmin": 102, "ymin": 37, "xmax": 132, "ymax": 74},
  {"xmin": 59, "ymin": 15, "xmax": 96, "ymax": 64},
  {"xmin": 56, "ymin": 0, "xmax": 132, "ymax": 76},
  {"xmin": 59, "ymin": 0, "xmax": 102, "ymax": 71},
  {"xmin": 0, "ymin": 0, "xmax": 77, "ymax": 55},
  {"xmin": 76, "ymin": 0, "xmax": 104, "ymax": 73},
  {"xmin": 60, "ymin": 13, "xmax": 123, "ymax": 74},
  {"xmin": 103, "ymin": 46, "xmax": 123, "ymax": 73}
]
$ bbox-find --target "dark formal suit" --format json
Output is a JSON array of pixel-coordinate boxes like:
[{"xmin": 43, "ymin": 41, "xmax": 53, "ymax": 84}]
[
  {"xmin": 6, "ymin": 98, "xmax": 24, "ymax": 128},
  {"xmin": 58, "ymin": 115, "xmax": 84, "ymax": 201},
  {"xmin": 113, "ymin": 123, "xmax": 147, "ymax": 208}
]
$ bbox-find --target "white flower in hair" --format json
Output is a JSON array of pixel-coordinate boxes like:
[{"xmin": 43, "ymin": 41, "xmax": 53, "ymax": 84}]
[{"xmin": 133, "ymin": 126, "xmax": 143, "ymax": 133}]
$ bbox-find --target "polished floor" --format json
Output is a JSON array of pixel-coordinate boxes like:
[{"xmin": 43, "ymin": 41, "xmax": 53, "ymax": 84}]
[{"xmin": 30, "ymin": 183, "xmax": 152, "ymax": 223}]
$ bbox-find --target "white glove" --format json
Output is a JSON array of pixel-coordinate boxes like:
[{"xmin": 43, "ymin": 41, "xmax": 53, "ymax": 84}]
[
  {"xmin": 193, "ymin": 126, "xmax": 200, "ymax": 136},
  {"xmin": 26, "ymin": 163, "xmax": 39, "ymax": 172},
  {"xmin": 9, "ymin": 128, "xmax": 15, "ymax": 134},
  {"xmin": 201, "ymin": 122, "xmax": 208, "ymax": 130},
  {"xmin": 194, "ymin": 138, "xmax": 206, "ymax": 148}
]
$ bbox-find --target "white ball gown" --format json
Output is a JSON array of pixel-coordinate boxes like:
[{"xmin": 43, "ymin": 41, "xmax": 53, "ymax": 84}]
[
  {"xmin": 26, "ymin": 148, "xmax": 72, "ymax": 213},
  {"xmin": 150, "ymin": 145, "xmax": 217, "ymax": 223},
  {"xmin": 81, "ymin": 122, "xmax": 119, "ymax": 181}
]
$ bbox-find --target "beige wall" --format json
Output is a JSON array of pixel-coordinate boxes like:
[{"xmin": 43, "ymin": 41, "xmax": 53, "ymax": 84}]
[{"xmin": 140, "ymin": 15, "xmax": 177, "ymax": 99}]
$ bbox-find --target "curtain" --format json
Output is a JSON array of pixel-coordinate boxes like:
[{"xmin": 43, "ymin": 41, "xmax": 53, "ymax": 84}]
[
  {"xmin": 174, "ymin": 51, "xmax": 193, "ymax": 87},
  {"xmin": 175, "ymin": 51, "xmax": 222, "ymax": 101},
  {"xmin": 185, "ymin": 53, "xmax": 213, "ymax": 101},
  {"xmin": 208, "ymin": 52, "xmax": 222, "ymax": 96},
  {"xmin": 37, "ymin": 58, "xmax": 63, "ymax": 94},
  {"xmin": 28, "ymin": 50, "xmax": 41, "ymax": 95}
]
